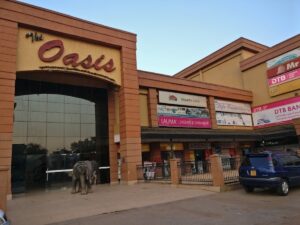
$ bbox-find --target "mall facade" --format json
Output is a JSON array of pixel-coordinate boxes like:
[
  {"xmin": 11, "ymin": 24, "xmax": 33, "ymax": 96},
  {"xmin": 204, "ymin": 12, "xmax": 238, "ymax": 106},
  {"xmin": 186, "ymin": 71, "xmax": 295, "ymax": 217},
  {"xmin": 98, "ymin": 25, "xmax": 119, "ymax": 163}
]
[{"xmin": 0, "ymin": 0, "xmax": 300, "ymax": 208}]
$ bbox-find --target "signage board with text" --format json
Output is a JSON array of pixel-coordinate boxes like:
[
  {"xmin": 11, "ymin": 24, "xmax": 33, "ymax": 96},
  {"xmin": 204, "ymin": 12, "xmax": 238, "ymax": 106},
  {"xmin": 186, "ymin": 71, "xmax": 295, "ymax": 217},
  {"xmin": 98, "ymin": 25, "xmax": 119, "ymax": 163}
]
[
  {"xmin": 252, "ymin": 96, "xmax": 300, "ymax": 128},
  {"xmin": 158, "ymin": 91, "xmax": 207, "ymax": 108}
]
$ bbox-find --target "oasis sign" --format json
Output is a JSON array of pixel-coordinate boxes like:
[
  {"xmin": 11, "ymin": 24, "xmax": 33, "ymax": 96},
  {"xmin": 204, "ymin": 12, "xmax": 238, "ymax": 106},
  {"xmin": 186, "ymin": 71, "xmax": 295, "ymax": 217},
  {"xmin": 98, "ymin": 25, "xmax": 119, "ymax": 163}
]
[
  {"xmin": 38, "ymin": 40, "xmax": 116, "ymax": 73},
  {"xmin": 17, "ymin": 28, "xmax": 121, "ymax": 85}
]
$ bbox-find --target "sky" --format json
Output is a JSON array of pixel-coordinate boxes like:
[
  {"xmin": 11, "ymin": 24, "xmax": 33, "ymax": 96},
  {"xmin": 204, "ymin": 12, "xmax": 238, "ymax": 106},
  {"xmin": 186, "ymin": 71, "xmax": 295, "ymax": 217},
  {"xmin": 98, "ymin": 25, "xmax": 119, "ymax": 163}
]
[{"xmin": 19, "ymin": 0, "xmax": 300, "ymax": 75}]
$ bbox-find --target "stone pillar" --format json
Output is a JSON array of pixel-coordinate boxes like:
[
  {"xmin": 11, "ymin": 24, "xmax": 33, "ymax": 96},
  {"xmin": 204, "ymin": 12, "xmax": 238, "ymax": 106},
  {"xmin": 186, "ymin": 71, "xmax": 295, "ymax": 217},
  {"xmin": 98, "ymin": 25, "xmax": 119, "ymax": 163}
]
[
  {"xmin": 0, "ymin": 166, "xmax": 9, "ymax": 210},
  {"xmin": 170, "ymin": 158, "xmax": 180, "ymax": 185},
  {"xmin": 210, "ymin": 154, "xmax": 224, "ymax": 187},
  {"xmin": 208, "ymin": 96, "xmax": 217, "ymax": 129},
  {"xmin": 0, "ymin": 18, "xmax": 18, "ymax": 202},
  {"xmin": 148, "ymin": 88, "xmax": 158, "ymax": 127}
]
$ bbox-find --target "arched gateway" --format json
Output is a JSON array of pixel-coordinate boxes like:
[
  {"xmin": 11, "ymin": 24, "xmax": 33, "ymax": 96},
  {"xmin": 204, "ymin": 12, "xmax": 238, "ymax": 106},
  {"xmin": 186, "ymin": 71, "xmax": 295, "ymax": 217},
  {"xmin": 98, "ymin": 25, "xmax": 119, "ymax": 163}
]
[{"xmin": 0, "ymin": 0, "xmax": 141, "ymax": 208}]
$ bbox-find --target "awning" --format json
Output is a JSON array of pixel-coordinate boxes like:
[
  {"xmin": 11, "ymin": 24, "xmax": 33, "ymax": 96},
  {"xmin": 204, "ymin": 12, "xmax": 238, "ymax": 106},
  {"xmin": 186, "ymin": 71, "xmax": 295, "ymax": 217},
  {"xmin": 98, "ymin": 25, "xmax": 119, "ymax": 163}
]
[{"xmin": 141, "ymin": 125, "xmax": 296, "ymax": 143}]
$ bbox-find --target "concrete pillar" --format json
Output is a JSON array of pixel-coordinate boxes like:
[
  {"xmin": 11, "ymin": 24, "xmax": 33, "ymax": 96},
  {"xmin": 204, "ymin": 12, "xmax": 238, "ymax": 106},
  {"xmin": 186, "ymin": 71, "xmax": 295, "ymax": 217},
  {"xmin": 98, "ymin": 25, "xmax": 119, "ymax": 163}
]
[
  {"xmin": 210, "ymin": 154, "xmax": 224, "ymax": 187},
  {"xmin": 170, "ymin": 158, "xmax": 180, "ymax": 185},
  {"xmin": 0, "ymin": 166, "xmax": 9, "ymax": 210}
]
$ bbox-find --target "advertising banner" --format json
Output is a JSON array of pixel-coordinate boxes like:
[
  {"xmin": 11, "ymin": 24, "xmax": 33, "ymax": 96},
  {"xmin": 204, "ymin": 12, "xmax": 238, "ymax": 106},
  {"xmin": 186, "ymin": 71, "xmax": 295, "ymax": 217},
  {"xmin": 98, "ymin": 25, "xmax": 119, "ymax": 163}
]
[
  {"xmin": 158, "ymin": 116, "xmax": 211, "ymax": 128},
  {"xmin": 268, "ymin": 68, "xmax": 300, "ymax": 87},
  {"xmin": 157, "ymin": 105, "xmax": 209, "ymax": 118},
  {"xmin": 214, "ymin": 99, "xmax": 251, "ymax": 114},
  {"xmin": 158, "ymin": 91, "xmax": 207, "ymax": 107},
  {"xmin": 269, "ymin": 79, "xmax": 300, "ymax": 97},
  {"xmin": 216, "ymin": 112, "xmax": 253, "ymax": 126},
  {"xmin": 267, "ymin": 48, "xmax": 300, "ymax": 69},
  {"xmin": 267, "ymin": 57, "xmax": 300, "ymax": 78},
  {"xmin": 252, "ymin": 96, "xmax": 300, "ymax": 128}
]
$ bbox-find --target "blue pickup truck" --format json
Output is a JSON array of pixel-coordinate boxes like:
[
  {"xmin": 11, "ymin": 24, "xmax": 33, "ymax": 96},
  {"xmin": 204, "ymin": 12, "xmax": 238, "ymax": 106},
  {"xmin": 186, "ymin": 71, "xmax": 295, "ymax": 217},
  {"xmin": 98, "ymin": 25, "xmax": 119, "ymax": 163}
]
[{"xmin": 239, "ymin": 151, "xmax": 300, "ymax": 196}]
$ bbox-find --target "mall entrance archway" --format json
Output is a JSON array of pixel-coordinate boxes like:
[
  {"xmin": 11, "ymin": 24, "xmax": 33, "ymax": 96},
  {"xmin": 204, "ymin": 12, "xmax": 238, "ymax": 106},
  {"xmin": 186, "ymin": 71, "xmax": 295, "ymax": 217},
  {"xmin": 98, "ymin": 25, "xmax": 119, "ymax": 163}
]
[{"xmin": 12, "ymin": 77, "xmax": 109, "ymax": 193}]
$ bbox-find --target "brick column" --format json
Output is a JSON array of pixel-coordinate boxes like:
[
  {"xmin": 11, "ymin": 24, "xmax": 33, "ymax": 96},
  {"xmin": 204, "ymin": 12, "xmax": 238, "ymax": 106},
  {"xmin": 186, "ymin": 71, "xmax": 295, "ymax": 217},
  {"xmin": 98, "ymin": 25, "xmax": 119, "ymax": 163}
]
[
  {"xmin": 170, "ymin": 158, "xmax": 181, "ymax": 185},
  {"xmin": 210, "ymin": 154, "xmax": 224, "ymax": 187},
  {"xmin": 0, "ymin": 19, "xmax": 18, "ymax": 200},
  {"xmin": 0, "ymin": 166, "xmax": 9, "ymax": 210},
  {"xmin": 119, "ymin": 46, "xmax": 142, "ymax": 183},
  {"xmin": 148, "ymin": 88, "xmax": 158, "ymax": 127},
  {"xmin": 208, "ymin": 96, "xmax": 217, "ymax": 129},
  {"xmin": 108, "ymin": 89, "xmax": 118, "ymax": 183},
  {"xmin": 150, "ymin": 143, "xmax": 161, "ymax": 162}
]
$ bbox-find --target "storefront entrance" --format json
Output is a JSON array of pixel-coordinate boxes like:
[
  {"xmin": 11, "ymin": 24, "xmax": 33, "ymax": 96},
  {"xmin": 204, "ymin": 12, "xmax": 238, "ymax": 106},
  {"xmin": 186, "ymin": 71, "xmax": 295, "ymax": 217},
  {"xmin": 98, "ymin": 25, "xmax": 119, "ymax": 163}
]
[{"xmin": 12, "ymin": 79, "xmax": 109, "ymax": 193}]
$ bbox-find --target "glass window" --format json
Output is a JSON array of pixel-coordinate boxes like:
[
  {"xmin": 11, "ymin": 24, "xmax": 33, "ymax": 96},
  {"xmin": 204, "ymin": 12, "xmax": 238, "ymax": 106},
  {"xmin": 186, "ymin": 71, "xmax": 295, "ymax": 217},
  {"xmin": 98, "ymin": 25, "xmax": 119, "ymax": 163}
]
[
  {"xmin": 47, "ymin": 102, "xmax": 64, "ymax": 113},
  {"xmin": 12, "ymin": 79, "xmax": 109, "ymax": 189},
  {"xmin": 47, "ymin": 113, "xmax": 64, "ymax": 123},
  {"xmin": 65, "ymin": 113, "xmax": 80, "ymax": 123}
]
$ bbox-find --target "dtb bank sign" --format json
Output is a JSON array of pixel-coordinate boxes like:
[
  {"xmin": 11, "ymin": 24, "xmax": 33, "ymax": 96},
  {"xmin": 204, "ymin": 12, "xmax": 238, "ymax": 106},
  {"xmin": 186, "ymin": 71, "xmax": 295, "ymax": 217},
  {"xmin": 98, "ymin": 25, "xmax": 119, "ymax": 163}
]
[{"xmin": 17, "ymin": 28, "xmax": 122, "ymax": 85}]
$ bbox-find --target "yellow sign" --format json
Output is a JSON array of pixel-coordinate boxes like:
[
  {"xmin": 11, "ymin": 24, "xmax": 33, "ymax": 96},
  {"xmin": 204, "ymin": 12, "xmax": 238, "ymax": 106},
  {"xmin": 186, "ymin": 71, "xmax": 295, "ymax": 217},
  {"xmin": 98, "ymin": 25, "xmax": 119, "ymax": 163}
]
[
  {"xmin": 269, "ymin": 79, "xmax": 300, "ymax": 96},
  {"xmin": 17, "ymin": 28, "xmax": 121, "ymax": 85},
  {"xmin": 160, "ymin": 143, "xmax": 184, "ymax": 151}
]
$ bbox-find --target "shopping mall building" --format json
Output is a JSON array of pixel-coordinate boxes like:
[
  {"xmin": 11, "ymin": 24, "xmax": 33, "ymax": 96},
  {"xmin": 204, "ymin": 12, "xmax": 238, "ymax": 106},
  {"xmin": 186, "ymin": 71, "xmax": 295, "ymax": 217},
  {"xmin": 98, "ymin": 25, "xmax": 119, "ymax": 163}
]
[{"xmin": 0, "ymin": 0, "xmax": 300, "ymax": 207}]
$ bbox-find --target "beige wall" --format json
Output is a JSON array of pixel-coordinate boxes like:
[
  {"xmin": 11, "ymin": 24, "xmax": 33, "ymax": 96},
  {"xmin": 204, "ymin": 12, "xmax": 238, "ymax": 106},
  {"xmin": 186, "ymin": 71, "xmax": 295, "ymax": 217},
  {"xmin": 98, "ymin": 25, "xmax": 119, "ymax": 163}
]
[
  {"xmin": 242, "ymin": 63, "xmax": 300, "ymax": 106},
  {"xmin": 202, "ymin": 54, "xmax": 244, "ymax": 89},
  {"xmin": 139, "ymin": 89, "xmax": 149, "ymax": 126},
  {"xmin": 188, "ymin": 50, "xmax": 256, "ymax": 89}
]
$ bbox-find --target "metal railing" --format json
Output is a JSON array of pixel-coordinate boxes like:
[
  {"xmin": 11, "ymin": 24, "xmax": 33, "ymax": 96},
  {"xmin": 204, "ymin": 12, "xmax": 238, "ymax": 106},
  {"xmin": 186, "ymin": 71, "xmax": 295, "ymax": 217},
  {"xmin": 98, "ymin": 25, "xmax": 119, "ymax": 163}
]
[
  {"xmin": 180, "ymin": 161, "xmax": 213, "ymax": 186},
  {"xmin": 137, "ymin": 162, "xmax": 171, "ymax": 182},
  {"xmin": 221, "ymin": 157, "xmax": 239, "ymax": 184}
]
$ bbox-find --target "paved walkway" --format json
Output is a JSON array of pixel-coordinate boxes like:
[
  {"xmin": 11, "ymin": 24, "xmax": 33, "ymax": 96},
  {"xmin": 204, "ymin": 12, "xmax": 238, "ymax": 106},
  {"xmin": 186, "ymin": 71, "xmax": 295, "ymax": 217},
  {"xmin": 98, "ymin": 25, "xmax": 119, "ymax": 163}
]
[{"xmin": 7, "ymin": 183, "xmax": 215, "ymax": 225}]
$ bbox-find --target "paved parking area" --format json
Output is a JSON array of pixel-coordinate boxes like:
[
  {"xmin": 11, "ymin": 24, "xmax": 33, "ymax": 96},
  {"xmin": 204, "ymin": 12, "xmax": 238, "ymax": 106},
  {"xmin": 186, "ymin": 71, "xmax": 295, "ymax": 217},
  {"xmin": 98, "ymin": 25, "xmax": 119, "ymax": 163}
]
[
  {"xmin": 7, "ymin": 183, "xmax": 215, "ymax": 225},
  {"xmin": 50, "ymin": 187, "xmax": 300, "ymax": 225}
]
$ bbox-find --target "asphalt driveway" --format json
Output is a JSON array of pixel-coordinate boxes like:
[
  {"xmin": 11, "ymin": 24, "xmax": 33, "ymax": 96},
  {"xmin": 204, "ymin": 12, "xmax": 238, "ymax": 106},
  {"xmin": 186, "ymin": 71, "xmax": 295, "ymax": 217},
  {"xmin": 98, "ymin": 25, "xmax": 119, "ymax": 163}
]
[{"xmin": 48, "ymin": 187, "xmax": 300, "ymax": 225}]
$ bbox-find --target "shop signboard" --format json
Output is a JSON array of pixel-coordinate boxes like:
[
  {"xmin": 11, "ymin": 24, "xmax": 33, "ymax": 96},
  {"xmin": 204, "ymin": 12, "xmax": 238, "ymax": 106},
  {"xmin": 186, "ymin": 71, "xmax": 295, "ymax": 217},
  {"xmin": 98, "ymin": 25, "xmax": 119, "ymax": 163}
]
[
  {"xmin": 266, "ymin": 48, "xmax": 300, "ymax": 69},
  {"xmin": 216, "ymin": 112, "xmax": 253, "ymax": 126},
  {"xmin": 158, "ymin": 91, "xmax": 207, "ymax": 107},
  {"xmin": 267, "ymin": 57, "xmax": 300, "ymax": 78},
  {"xmin": 269, "ymin": 79, "xmax": 300, "ymax": 97},
  {"xmin": 252, "ymin": 96, "xmax": 300, "ymax": 128},
  {"xmin": 158, "ymin": 116, "xmax": 211, "ymax": 128},
  {"xmin": 214, "ymin": 99, "xmax": 251, "ymax": 114},
  {"xmin": 17, "ymin": 28, "xmax": 122, "ymax": 85},
  {"xmin": 188, "ymin": 143, "xmax": 211, "ymax": 149},
  {"xmin": 157, "ymin": 104, "xmax": 211, "ymax": 128},
  {"xmin": 268, "ymin": 68, "xmax": 300, "ymax": 87},
  {"xmin": 157, "ymin": 105, "xmax": 209, "ymax": 118}
]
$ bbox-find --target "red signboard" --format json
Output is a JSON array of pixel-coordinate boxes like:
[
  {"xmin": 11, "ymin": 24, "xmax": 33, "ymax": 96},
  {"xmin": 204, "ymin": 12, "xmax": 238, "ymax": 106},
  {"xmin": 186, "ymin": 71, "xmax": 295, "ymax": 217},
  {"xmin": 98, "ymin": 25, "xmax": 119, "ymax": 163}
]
[{"xmin": 267, "ymin": 57, "xmax": 300, "ymax": 78}]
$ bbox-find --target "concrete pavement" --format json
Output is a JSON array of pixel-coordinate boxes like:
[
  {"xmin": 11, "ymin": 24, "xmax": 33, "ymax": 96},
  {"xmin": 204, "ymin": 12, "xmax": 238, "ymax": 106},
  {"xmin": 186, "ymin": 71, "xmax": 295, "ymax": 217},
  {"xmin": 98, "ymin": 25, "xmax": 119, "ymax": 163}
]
[{"xmin": 7, "ymin": 183, "xmax": 215, "ymax": 225}]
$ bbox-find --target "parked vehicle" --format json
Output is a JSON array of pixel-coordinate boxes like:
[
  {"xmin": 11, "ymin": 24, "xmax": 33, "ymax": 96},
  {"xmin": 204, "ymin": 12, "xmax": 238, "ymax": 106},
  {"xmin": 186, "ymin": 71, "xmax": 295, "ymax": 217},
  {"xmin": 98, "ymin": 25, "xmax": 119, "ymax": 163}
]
[
  {"xmin": 239, "ymin": 151, "xmax": 300, "ymax": 196},
  {"xmin": 0, "ymin": 209, "xmax": 10, "ymax": 225}
]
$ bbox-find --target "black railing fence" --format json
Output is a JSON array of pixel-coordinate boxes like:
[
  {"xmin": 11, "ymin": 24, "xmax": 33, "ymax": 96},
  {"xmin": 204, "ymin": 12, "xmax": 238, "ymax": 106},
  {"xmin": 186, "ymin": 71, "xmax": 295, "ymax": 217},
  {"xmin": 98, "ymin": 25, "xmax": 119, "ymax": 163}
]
[
  {"xmin": 137, "ymin": 162, "xmax": 171, "ymax": 181},
  {"xmin": 180, "ymin": 161, "xmax": 213, "ymax": 185},
  {"xmin": 137, "ymin": 156, "xmax": 240, "ymax": 186},
  {"xmin": 221, "ymin": 157, "xmax": 240, "ymax": 184}
]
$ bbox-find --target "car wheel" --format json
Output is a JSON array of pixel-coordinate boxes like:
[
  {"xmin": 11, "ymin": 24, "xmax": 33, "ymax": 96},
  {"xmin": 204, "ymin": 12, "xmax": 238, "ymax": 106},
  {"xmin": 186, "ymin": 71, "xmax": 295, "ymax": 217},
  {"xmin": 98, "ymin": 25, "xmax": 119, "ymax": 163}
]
[
  {"xmin": 244, "ymin": 186, "xmax": 254, "ymax": 193},
  {"xmin": 277, "ymin": 179, "xmax": 289, "ymax": 196}
]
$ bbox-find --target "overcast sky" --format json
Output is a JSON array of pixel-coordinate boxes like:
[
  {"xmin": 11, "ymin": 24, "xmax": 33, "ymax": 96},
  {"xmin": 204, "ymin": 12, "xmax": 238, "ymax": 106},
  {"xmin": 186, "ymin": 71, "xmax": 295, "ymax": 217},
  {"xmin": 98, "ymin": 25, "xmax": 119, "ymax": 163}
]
[{"xmin": 19, "ymin": 0, "xmax": 300, "ymax": 75}]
